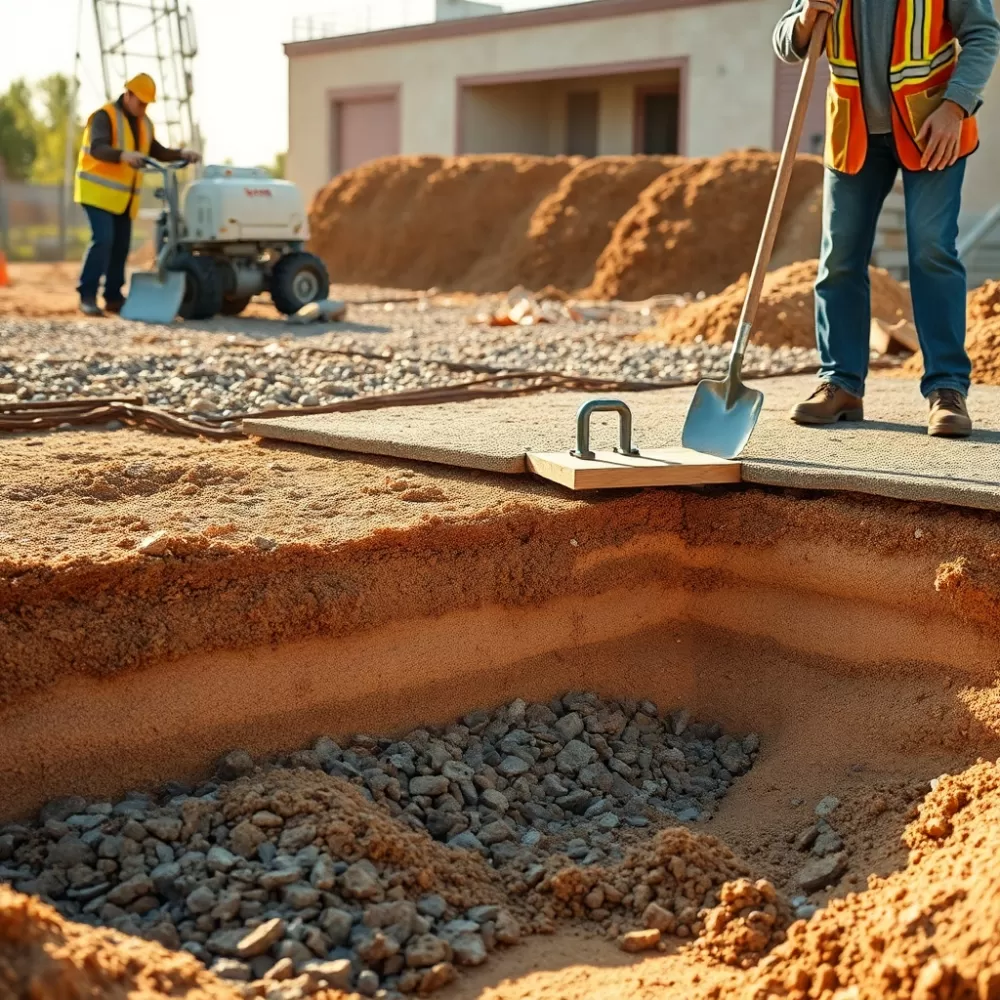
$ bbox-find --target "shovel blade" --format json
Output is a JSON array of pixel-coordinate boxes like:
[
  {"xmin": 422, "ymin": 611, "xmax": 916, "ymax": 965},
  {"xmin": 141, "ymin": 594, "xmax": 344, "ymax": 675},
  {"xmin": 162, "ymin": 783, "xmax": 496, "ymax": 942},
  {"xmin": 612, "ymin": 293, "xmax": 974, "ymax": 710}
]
[
  {"xmin": 121, "ymin": 270, "xmax": 186, "ymax": 325},
  {"xmin": 681, "ymin": 377, "xmax": 764, "ymax": 460}
]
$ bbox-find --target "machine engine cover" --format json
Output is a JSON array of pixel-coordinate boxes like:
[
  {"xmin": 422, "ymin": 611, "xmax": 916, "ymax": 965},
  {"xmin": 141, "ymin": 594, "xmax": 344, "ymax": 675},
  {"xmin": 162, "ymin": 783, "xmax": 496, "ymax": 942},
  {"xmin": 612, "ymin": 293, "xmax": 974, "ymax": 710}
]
[{"xmin": 181, "ymin": 165, "xmax": 308, "ymax": 243}]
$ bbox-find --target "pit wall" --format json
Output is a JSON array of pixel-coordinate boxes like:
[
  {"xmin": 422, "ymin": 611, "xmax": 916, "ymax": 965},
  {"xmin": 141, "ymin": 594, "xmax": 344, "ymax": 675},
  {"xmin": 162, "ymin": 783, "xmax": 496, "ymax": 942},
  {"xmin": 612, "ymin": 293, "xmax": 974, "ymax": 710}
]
[{"xmin": 3, "ymin": 488, "xmax": 999, "ymax": 819}]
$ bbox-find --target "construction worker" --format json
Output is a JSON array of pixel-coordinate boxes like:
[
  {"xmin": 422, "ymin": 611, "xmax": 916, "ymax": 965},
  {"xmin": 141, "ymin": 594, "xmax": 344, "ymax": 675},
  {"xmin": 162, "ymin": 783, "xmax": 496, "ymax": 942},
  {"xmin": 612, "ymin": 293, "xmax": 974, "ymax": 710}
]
[
  {"xmin": 775, "ymin": 0, "xmax": 1000, "ymax": 437},
  {"xmin": 74, "ymin": 73, "xmax": 200, "ymax": 317}
]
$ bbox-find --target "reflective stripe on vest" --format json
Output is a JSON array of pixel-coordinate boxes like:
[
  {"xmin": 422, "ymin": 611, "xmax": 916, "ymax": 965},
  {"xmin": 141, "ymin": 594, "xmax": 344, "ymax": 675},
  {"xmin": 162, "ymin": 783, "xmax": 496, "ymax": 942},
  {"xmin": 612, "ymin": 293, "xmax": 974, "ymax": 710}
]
[
  {"xmin": 73, "ymin": 101, "xmax": 152, "ymax": 218},
  {"xmin": 824, "ymin": 0, "xmax": 979, "ymax": 174}
]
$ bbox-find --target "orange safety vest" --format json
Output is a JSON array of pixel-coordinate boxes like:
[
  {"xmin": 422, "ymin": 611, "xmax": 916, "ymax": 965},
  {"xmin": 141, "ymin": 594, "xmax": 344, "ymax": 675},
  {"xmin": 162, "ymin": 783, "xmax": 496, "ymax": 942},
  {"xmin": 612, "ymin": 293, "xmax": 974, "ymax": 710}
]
[
  {"xmin": 825, "ymin": 0, "xmax": 979, "ymax": 174},
  {"xmin": 74, "ymin": 101, "xmax": 152, "ymax": 219}
]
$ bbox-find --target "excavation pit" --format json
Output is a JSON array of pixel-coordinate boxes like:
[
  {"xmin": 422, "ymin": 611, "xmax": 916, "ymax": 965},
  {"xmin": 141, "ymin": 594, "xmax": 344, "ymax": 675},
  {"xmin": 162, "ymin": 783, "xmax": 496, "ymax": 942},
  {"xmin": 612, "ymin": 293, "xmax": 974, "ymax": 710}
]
[{"xmin": 2, "ymin": 428, "xmax": 1000, "ymax": 998}]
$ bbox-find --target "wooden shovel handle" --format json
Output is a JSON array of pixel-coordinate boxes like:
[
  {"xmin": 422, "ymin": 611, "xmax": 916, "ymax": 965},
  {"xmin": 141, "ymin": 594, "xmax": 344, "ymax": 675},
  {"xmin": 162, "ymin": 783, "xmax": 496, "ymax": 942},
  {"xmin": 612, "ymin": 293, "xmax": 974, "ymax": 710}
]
[{"xmin": 730, "ymin": 12, "xmax": 830, "ymax": 371}]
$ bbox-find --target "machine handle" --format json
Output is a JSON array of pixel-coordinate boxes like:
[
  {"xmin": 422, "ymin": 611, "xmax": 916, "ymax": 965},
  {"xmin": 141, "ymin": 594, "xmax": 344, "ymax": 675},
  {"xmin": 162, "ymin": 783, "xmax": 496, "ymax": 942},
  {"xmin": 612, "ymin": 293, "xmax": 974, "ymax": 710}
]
[{"xmin": 571, "ymin": 399, "xmax": 639, "ymax": 461}]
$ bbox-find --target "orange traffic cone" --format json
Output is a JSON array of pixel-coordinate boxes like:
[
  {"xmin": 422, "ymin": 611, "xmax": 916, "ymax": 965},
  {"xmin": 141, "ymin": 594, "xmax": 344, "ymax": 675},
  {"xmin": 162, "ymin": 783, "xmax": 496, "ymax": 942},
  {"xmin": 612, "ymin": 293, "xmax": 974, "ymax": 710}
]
[{"xmin": 0, "ymin": 252, "xmax": 8, "ymax": 288}]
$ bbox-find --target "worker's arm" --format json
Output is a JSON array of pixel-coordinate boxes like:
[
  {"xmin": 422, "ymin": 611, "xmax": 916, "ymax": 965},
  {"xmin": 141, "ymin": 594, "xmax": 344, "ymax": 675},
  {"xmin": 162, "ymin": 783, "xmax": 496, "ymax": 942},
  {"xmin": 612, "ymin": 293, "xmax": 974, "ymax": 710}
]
[
  {"xmin": 943, "ymin": 0, "xmax": 1000, "ymax": 118},
  {"xmin": 87, "ymin": 110, "xmax": 123, "ymax": 163},
  {"xmin": 774, "ymin": 0, "xmax": 837, "ymax": 62}
]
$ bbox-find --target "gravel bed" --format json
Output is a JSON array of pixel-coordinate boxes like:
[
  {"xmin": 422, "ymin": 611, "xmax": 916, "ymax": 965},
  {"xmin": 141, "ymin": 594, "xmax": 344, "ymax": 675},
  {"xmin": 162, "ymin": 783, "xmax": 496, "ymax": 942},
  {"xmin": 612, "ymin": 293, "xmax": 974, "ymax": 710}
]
[
  {"xmin": 0, "ymin": 298, "xmax": 822, "ymax": 421},
  {"xmin": 0, "ymin": 693, "xmax": 761, "ymax": 998}
]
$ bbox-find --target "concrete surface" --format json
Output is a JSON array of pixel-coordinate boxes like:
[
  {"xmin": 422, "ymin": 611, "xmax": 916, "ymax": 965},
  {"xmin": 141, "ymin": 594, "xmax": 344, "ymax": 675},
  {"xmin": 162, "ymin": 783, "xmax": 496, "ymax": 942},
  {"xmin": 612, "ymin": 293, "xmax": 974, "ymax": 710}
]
[{"xmin": 245, "ymin": 374, "xmax": 1000, "ymax": 511}]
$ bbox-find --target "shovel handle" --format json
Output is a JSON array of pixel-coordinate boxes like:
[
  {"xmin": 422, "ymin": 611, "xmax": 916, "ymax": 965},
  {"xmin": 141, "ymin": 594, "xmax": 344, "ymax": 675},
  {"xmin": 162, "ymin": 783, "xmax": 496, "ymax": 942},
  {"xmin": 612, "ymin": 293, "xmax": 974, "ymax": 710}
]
[{"xmin": 728, "ymin": 12, "xmax": 830, "ymax": 378}]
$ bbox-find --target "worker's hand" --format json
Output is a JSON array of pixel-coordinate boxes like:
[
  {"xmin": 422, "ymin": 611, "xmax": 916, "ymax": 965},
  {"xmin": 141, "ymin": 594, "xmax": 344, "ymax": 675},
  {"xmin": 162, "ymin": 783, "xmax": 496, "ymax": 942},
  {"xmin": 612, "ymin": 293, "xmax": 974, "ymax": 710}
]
[
  {"xmin": 918, "ymin": 100, "xmax": 965, "ymax": 170},
  {"xmin": 796, "ymin": 0, "xmax": 837, "ymax": 40},
  {"xmin": 121, "ymin": 150, "xmax": 146, "ymax": 168},
  {"xmin": 180, "ymin": 149, "xmax": 201, "ymax": 164}
]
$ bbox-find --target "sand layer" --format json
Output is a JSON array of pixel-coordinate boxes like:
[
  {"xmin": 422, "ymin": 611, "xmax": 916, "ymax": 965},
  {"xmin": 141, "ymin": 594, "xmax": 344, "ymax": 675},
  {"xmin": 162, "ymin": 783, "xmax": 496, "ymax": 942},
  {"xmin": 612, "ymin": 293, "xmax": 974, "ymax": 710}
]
[{"xmin": 307, "ymin": 153, "xmax": 824, "ymax": 298}]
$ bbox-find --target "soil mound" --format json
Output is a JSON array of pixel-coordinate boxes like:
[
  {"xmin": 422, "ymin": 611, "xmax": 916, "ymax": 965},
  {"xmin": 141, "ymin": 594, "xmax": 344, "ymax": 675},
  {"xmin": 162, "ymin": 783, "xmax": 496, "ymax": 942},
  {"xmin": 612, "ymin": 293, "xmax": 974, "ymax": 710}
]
[
  {"xmin": 307, "ymin": 153, "xmax": 825, "ymax": 297},
  {"xmin": 308, "ymin": 155, "xmax": 575, "ymax": 292},
  {"xmin": 220, "ymin": 768, "xmax": 506, "ymax": 911},
  {"xmin": 719, "ymin": 760, "xmax": 1000, "ymax": 1000},
  {"xmin": 646, "ymin": 259, "xmax": 912, "ymax": 349},
  {"xmin": 902, "ymin": 279, "xmax": 1000, "ymax": 385},
  {"xmin": 586, "ymin": 151, "xmax": 825, "ymax": 300},
  {"xmin": 0, "ymin": 885, "xmax": 242, "ymax": 1000}
]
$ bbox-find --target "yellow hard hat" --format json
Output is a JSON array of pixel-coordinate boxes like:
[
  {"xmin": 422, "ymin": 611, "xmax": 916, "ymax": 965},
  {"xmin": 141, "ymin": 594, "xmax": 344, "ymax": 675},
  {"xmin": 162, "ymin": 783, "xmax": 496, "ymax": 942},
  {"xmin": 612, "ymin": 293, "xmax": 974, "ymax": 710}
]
[{"xmin": 125, "ymin": 73, "xmax": 156, "ymax": 104}]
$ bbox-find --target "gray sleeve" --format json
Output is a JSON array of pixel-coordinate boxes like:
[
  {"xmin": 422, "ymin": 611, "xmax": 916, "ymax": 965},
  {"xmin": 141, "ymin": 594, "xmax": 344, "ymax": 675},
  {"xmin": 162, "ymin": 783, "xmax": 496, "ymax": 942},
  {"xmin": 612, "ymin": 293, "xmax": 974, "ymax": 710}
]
[
  {"xmin": 88, "ymin": 110, "xmax": 122, "ymax": 164},
  {"xmin": 774, "ymin": 0, "xmax": 808, "ymax": 62},
  {"xmin": 946, "ymin": 0, "xmax": 1000, "ymax": 115}
]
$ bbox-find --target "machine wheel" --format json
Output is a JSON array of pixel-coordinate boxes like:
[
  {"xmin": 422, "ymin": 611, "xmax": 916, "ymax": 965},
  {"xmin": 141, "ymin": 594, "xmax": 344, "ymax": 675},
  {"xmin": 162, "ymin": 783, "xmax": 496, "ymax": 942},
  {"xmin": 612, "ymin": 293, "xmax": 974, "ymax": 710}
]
[
  {"xmin": 172, "ymin": 253, "xmax": 224, "ymax": 320},
  {"xmin": 270, "ymin": 252, "xmax": 330, "ymax": 316},
  {"xmin": 220, "ymin": 295, "xmax": 253, "ymax": 316}
]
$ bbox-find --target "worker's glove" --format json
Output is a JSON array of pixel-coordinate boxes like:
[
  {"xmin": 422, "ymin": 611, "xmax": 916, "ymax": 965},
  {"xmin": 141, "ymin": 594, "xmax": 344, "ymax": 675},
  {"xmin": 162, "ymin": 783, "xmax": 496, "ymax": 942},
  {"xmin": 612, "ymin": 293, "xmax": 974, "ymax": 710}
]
[
  {"xmin": 121, "ymin": 150, "xmax": 146, "ymax": 168},
  {"xmin": 180, "ymin": 149, "xmax": 202, "ymax": 164}
]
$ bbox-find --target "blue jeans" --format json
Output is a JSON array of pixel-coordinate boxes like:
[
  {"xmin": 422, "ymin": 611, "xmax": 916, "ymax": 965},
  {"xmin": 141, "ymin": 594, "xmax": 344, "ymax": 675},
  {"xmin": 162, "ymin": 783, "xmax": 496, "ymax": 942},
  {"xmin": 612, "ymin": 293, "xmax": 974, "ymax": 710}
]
[
  {"xmin": 816, "ymin": 133, "xmax": 971, "ymax": 399},
  {"xmin": 78, "ymin": 204, "xmax": 132, "ymax": 304}
]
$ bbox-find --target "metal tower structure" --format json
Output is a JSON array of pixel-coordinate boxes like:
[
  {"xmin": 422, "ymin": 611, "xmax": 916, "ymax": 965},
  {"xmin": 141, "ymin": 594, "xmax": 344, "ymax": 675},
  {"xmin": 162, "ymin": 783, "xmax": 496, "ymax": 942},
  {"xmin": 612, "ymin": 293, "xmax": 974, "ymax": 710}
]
[{"xmin": 92, "ymin": 0, "xmax": 202, "ymax": 155}]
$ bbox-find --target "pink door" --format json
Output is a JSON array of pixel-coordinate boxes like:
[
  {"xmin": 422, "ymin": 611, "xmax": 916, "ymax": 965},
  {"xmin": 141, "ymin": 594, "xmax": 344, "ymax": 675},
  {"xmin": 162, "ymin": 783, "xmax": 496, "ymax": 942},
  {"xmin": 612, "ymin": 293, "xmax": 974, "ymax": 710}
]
[
  {"xmin": 773, "ymin": 57, "xmax": 830, "ymax": 156},
  {"xmin": 336, "ymin": 95, "xmax": 400, "ymax": 174}
]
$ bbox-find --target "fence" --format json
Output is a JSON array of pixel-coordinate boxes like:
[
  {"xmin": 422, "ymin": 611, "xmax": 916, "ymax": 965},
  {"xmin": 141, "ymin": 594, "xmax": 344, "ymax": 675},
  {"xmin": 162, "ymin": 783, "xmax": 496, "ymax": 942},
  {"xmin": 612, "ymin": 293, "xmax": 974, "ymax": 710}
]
[{"xmin": 0, "ymin": 180, "xmax": 155, "ymax": 262}]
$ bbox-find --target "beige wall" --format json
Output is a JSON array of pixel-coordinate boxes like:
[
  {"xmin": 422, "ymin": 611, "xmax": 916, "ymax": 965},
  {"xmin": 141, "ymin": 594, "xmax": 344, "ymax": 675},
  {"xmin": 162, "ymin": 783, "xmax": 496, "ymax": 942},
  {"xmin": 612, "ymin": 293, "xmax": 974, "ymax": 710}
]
[
  {"xmin": 287, "ymin": 0, "xmax": 786, "ymax": 199},
  {"xmin": 459, "ymin": 69, "xmax": 681, "ymax": 157},
  {"xmin": 461, "ymin": 83, "xmax": 553, "ymax": 154}
]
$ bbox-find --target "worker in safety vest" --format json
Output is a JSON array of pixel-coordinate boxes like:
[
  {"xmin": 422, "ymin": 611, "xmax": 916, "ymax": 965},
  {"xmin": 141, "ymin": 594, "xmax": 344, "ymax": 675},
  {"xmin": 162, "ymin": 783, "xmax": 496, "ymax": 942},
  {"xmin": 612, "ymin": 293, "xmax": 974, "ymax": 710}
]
[
  {"xmin": 74, "ymin": 73, "xmax": 200, "ymax": 317},
  {"xmin": 775, "ymin": 0, "xmax": 1000, "ymax": 437}
]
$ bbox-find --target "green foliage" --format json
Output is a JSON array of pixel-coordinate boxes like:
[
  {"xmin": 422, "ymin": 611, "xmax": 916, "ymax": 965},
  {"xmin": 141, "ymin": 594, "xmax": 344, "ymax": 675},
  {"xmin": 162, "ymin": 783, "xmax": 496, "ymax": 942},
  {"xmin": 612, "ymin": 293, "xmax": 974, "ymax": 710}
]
[
  {"xmin": 0, "ymin": 79, "xmax": 38, "ymax": 181},
  {"xmin": 262, "ymin": 151, "xmax": 286, "ymax": 179},
  {"xmin": 0, "ymin": 74, "xmax": 83, "ymax": 184}
]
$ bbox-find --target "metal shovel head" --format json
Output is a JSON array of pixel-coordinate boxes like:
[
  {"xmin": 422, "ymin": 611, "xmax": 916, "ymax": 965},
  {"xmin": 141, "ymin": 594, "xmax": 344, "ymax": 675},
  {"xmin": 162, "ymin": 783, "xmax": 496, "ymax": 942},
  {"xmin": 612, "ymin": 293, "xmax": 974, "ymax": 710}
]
[
  {"xmin": 681, "ymin": 376, "xmax": 764, "ymax": 460},
  {"xmin": 121, "ymin": 270, "xmax": 186, "ymax": 325}
]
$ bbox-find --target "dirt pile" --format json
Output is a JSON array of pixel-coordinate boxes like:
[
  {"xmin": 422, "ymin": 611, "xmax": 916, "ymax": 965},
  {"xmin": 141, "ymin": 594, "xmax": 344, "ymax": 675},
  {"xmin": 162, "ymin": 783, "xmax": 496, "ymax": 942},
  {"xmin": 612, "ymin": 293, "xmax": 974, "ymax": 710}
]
[
  {"xmin": 0, "ymin": 886, "xmax": 244, "ymax": 1000},
  {"xmin": 524, "ymin": 826, "xmax": 789, "ymax": 951},
  {"xmin": 219, "ymin": 768, "xmax": 507, "ymax": 912},
  {"xmin": 902, "ymin": 278, "xmax": 1000, "ymax": 385},
  {"xmin": 713, "ymin": 759, "xmax": 1000, "ymax": 1000},
  {"xmin": 646, "ymin": 259, "xmax": 913, "ymax": 349},
  {"xmin": 307, "ymin": 153, "xmax": 825, "ymax": 298},
  {"xmin": 588, "ymin": 152, "xmax": 824, "ymax": 300}
]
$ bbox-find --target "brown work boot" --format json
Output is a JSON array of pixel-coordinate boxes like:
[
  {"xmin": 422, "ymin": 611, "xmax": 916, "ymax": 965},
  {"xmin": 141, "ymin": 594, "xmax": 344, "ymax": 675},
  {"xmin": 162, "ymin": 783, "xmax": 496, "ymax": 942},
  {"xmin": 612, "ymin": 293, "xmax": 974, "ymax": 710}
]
[
  {"xmin": 789, "ymin": 382, "xmax": 864, "ymax": 425},
  {"xmin": 927, "ymin": 388, "xmax": 972, "ymax": 438}
]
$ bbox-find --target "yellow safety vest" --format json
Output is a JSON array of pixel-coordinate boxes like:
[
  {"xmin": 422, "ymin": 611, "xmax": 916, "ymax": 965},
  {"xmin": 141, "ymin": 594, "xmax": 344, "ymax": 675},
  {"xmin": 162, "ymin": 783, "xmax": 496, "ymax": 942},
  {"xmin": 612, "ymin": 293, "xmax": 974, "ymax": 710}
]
[
  {"xmin": 825, "ymin": 0, "xmax": 979, "ymax": 174},
  {"xmin": 74, "ymin": 102, "xmax": 152, "ymax": 219}
]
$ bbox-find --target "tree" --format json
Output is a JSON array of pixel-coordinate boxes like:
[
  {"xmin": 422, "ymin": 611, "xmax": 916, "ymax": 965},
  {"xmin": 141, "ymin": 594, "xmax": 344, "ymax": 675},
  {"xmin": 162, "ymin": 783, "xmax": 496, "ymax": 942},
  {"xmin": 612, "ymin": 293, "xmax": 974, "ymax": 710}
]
[
  {"xmin": 29, "ymin": 73, "xmax": 82, "ymax": 185},
  {"xmin": 260, "ymin": 151, "xmax": 286, "ymax": 179},
  {"xmin": 0, "ymin": 79, "xmax": 38, "ymax": 181}
]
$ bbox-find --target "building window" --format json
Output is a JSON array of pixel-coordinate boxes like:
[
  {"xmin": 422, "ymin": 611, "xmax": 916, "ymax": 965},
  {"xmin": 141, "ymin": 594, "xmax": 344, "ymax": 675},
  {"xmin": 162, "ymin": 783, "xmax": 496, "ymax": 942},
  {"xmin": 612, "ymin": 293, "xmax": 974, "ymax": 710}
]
[
  {"xmin": 636, "ymin": 90, "xmax": 679, "ymax": 155},
  {"xmin": 566, "ymin": 91, "xmax": 599, "ymax": 157}
]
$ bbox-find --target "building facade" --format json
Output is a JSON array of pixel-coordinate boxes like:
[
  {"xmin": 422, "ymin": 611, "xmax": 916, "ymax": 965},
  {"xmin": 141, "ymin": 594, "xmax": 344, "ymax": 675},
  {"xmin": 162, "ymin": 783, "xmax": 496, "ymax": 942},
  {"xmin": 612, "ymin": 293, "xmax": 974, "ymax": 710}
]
[{"xmin": 284, "ymin": 0, "xmax": 1000, "ymax": 222}]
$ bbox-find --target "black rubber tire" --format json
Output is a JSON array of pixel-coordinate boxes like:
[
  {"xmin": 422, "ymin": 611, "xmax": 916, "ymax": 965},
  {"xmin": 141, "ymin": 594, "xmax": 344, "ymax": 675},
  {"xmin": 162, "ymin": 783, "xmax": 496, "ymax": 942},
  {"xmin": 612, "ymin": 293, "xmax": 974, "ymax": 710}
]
[
  {"xmin": 220, "ymin": 295, "xmax": 253, "ymax": 316},
  {"xmin": 269, "ymin": 252, "xmax": 330, "ymax": 316},
  {"xmin": 171, "ymin": 252, "xmax": 224, "ymax": 320}
]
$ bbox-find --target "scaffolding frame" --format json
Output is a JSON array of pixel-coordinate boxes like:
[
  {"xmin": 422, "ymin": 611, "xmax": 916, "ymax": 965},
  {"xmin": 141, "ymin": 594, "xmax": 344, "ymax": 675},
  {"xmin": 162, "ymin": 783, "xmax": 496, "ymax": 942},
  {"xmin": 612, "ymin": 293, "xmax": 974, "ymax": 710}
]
[{"xmin": 92, "ymin": 0, "xmax": 202, "ymax": 154}]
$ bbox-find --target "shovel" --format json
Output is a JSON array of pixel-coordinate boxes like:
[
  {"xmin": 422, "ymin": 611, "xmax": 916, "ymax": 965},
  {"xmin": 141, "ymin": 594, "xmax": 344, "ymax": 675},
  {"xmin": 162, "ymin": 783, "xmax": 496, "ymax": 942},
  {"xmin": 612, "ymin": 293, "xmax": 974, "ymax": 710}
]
[
  {"xmin": 121, "ymin": 158, "xmax": 187, "ymax": 324},
  {"xmin": 120, "ymin": 262, "xmax": 186, "ymax": 324},
  {"xmin": 682, "ymin": 13, "xmax": 830, "ymax": 460}
]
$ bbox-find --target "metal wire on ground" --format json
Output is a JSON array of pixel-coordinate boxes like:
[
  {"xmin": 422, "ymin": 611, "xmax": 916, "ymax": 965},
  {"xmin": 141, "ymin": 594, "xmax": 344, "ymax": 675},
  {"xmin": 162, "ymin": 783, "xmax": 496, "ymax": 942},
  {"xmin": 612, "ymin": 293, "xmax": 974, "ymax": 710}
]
[{"xmin": 0, "ymin": 357, "xmax": 903, "ymax": 440}]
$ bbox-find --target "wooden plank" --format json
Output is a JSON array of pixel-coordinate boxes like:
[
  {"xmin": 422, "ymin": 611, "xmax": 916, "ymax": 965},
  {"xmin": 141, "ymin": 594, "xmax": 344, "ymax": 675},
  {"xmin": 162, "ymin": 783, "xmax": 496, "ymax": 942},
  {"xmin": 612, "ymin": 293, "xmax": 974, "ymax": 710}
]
[
  {"xmin": 870, "ymin": 317, "xmax": 919, "ymax": 355},
  {"xmin": 526, "ymin": 448, "xmax": 741, "ymax": 491}
]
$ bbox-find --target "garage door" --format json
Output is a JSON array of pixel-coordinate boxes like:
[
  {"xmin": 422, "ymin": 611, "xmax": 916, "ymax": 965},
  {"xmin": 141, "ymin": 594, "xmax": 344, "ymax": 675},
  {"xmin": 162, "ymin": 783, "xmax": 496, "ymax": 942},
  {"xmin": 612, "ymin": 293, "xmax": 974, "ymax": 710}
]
[
  {"xmin": 773, "ymin": 57, "xmax": 830, "ymax": 156},
  {"xmin": 336, "ymin": 95, "xmax": 400, "ymax": 174}
]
